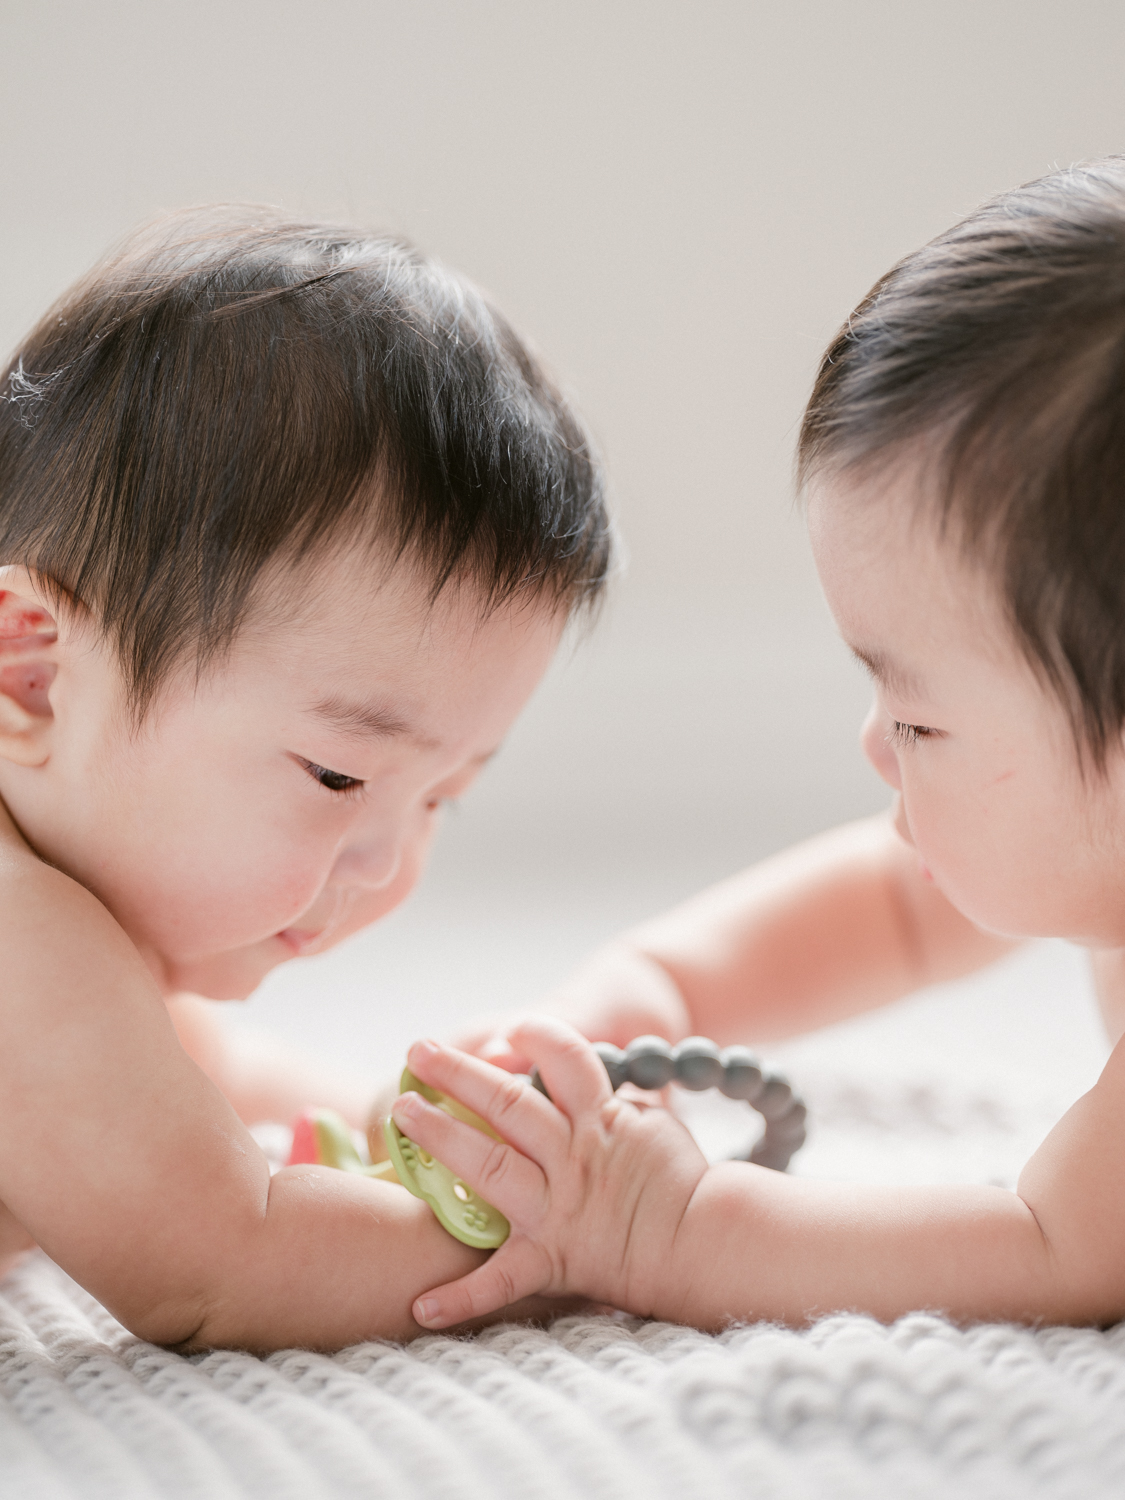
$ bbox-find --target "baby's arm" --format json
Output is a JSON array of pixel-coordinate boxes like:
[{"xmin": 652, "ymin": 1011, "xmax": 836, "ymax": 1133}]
[
  {"xmin": 393, "ymin": 1021, "xmax": 1125, "ymax": 1331},
  {"xmin": 0, "ymin": 854, "xmax": 518, "ymax": 1351},
  {"xmin": 470, "ymin": 813, "xmax": 1014, "ymax": 1066},
  {"xmin": 166, "ymin": 994, "xmax": 375, "ymax": 1130}
]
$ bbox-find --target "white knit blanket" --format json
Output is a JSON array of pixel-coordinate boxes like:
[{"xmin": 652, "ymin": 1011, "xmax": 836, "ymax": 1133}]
[
  {"xmin": 3, "ymin": 1252, "xmax": 1125, "ymax": 1500},
  {"xmin": 3, "ymin": 943, "xmax": 1121, "ymax": 1499}
]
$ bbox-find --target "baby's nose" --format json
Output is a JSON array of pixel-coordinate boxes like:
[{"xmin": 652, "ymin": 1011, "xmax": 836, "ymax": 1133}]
[
  {"xmin": 331, "ymin": 835, "xmax": 403, "ymax": 890},
  {"xmin": 860, "ymin": 700, "xmax": 902, "ymax": 790}
]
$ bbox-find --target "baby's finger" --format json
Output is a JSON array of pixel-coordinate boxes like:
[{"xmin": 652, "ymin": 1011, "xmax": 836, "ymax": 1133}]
[
  {"xmin": 506, "ymin": 1017, "xmax": 614, "ymax": 1118},
  {"xmin": 474, "ymin": 1036, "xmax": 530, "ymax": 1073},
  {"xmin": 391, "ymin": 1090, "xmax": 546, "ymax": 1222},
  {"xmin": 412, "ymin": 1237, "xmax": 550, "ymax": 1329},
  {"xmin": 447, "ymin": 1014, "xmax": 534, "ymax": 1072},
  {"xmin": 405, "ymin": 1039, "xmax": 563, "ymax": 1161}
]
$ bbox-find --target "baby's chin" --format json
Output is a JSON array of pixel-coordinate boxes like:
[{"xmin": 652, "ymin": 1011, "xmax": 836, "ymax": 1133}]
[
  {"xmin": 159, "ymin": 934, "xmax": 301, "ymax": 1001},
  {"xmin": 930, "ymin": 874, "xmax": 1096, "ymax": 945},
  {"xmin": 155, "ymin": 893, "xmax": 396, "ymax": 1000}
]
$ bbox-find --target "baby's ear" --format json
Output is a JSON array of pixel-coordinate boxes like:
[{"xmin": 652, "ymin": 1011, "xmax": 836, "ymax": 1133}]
[{"xmin": 0, "ymin": 567, "xmax": 62, "ymax": 767}]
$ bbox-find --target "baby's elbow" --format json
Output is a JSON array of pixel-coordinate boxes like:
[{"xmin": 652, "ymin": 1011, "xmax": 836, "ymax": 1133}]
[
  {"xmin": 97, "ymin": 1245, "xmax": 254, "ymax": 1349},
  {"xmin": 1013, "ymin": 1189, "xmax": 1125, "ymax": 1328},
  {"xmin": 110, "ymin": 1288, "xmax": 214, "ymax": 1349},
  {"xmin": 119, "ymin": 1285, "xmax": 270, "ymax": 1353}
]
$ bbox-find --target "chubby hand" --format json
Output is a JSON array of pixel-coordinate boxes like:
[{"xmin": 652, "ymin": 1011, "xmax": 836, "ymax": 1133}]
[{"xmin": 391, "ymin": 1018, "xmax": 709, "ymax": 1329}]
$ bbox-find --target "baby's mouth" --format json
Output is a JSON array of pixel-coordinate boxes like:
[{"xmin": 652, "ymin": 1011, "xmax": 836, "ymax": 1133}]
[{"xmin": 277, "ymin": 888, "xmax": 347, "ymax": 956}]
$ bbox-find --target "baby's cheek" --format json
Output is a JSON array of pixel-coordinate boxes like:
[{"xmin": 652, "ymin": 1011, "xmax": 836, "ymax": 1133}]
[
  {"xmin": 919, "ymin": 801, "xmax": 1039, "ymax": 934},
  {"xmin": 163, "ymin": 847, "xmax": 330, "ymax": 951},
  {"xmin": 327, "ymin": 853, "xmax": 429, "ymax": 950}
]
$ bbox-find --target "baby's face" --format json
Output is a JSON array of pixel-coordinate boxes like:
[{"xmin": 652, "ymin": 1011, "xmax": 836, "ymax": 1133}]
[
  {"xmin": 809, "ymin": 467, "xmax": 1125, "ymax": 945},
  {"xmin": 11, "ymin": 558, "xmax": 562, "ymax": 998}
]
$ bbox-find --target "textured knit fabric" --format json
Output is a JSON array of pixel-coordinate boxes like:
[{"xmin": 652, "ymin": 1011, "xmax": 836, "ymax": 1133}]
[{"xmin": 2, "ymin": 1249, "xmax": 1125, "ymax": 1499}]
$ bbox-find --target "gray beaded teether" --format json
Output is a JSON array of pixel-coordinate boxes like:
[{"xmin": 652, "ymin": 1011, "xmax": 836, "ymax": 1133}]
[{"xmin": 533, "ymin": 1035, "xmax": 807, "ymax": 1172}]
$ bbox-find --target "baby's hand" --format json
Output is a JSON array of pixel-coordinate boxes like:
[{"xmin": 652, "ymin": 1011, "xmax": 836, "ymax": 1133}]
[
  {"xmin": 390, "ymin": 1019, "xmax": 709, "ymax": 1328},
  {"xmin": 448, "ymin": 939, "xmax": 694, "ymax": 1075},
  {"xmin": 443, "ymin": 1012, "xmax": 538, "ymax": 1074}
]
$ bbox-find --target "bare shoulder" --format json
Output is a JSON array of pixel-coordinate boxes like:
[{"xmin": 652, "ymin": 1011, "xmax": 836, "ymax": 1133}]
[
  {"xmin": 1012, "ymin": 1025, "xmax": 1125, "ymax": 1321},
  {"xmin": 1089, "ymin": 948, "xmax": 1125, "ymax": 1045},
  {"xmin": 0, "ymin": 802, "xmax": 153, "ymax": 1008},
  {"xmin": 0, "ymin": 796, "xmax": 178, "ymax": 1154}
]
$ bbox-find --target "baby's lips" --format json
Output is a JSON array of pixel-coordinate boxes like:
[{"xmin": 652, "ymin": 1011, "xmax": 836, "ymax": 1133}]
[
  {"xmin": 276, "ymin": 889, "xmax": 349, "ymax": 956},
  {"xmin": 276, "ymin": 926, "xmax": 325, "ymax": 957}
]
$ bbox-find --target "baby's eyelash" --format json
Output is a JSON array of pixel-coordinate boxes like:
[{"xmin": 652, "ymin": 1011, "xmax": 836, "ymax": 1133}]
[
  {"xmin": 888, "ymin": 721, "xmax": 935, "ymax": 747},
  {"xmin": 301, "ymin": 759, "xmax": 365, "ymax": 796}
]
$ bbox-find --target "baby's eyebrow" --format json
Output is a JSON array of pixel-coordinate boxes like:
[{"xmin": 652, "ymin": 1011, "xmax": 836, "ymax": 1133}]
[
  {"xmin": 849, "ymin": 646, "xmax": 926, "ymax": 700},
  {"xmin": 309, "ymin": 695, "xmax": 440, "ymax": 748}
]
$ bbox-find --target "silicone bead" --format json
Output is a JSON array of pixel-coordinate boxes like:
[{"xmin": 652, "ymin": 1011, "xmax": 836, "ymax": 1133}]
[
  {"xmin": 770, "ymin": 1119, "xmax": 808, "ymax": 1148},
  {"xmin": 778, "ymin": 1099, "xmax": 808, "ymax": 1126},
  {"xmin": 755, "ymin": 1072, "xmax": 794, "ymax": 1121},
  {"xmin": 749, "ymin": 1135, "xmax": 797, "ymax": 1171},
  {"xmin": 594, "ymin": 1042, "xmax": 628, "ymax": 1091},
  {"xmin": 718, "ymin": 1046, "xmax": 764, "ymax": 1102},
  {"xmin": 672, "ymin": 1037, "xmax": 724, "ymax": 1092},
  {"xmin": 563, "ymin": 1034, "xmax": 807, "ymax": 1173},
  {"xmin": 624, "ymin": 1035, "xmax": 676, "ymax": 1090}
]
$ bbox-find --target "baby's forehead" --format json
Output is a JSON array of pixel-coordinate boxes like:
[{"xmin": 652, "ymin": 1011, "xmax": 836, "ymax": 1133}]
[
  {"xmin": 810, "ymin": 473, "xmax": 1017, "ymax": 664},
  {"xmin": 245, "ymin": 553, "xmax": 559, "ymax": 657},
  {"xmin": 223, "ymin": 560, "xmax": 562, "ymax": 711}
]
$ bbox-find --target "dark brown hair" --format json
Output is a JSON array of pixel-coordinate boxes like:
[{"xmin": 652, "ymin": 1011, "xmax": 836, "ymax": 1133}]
[
  {"xmin": 798, "ymin": 157, "xmax": 1125, "ymax": 764},
  {"xmin": 0, "ymin": 206, "xmax": 612, "ymax": 713}
]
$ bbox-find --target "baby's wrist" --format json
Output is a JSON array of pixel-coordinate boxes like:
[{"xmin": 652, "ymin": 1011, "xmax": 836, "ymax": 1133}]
[
  {"xmin": 636, "ymin": 1163, "xmax": 759, "ymax": 1328},
  {"xmin": 591, "ymin": 1155, "xmax": 715, "ymax": 1322}
]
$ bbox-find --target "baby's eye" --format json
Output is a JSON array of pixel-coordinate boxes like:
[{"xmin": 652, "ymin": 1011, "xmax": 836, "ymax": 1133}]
[
  {"xmin": 301, "ymin": 759, "xmax": 365, "ymax": 795},
  {"xmin": 888, "ymin": 720, "xmax": 935, "ymax": 747}
]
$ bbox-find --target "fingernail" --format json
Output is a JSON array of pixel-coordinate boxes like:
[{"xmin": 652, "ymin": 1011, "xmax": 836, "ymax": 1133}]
[
  {"xmin": 391, "ymin": 1093, "xmax": 420, "ymax": 1126},
  {"xmin": 414, "ymin": 1297, "xmax": 438, "ymax": 1326},
  {"xmin": 410, "ymin": 1038, "xmax": 440, "ymax": 1062}
]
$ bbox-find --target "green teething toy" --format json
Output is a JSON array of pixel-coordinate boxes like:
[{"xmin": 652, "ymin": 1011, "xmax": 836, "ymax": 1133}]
[{"xmin": 383, "ymin": 1068, "xmax": 510, "ymax": 1251}]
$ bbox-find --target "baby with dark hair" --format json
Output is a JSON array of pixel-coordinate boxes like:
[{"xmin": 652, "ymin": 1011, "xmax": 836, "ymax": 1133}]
[
  {"xmin": 0, "ymin": 207, "xmax": 610, "ymax": 1348},
  {"xmin": 395, "ymin": 158, "xmax": 1125, "ymax": 1333}
]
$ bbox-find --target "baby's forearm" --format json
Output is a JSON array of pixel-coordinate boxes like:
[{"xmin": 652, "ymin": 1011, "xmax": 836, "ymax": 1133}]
[
  {"xmin": 580, "ymin": 815, "xmax": 1013, "ymax": 1045},
  {"xmin": 660, "ymin": 1005, "xmax": 1125, "ymax": 1332},
  {"xmin": 171, "ymin": 1169, "xmax": 487, "ymax": 1351},
  {"xmin": 647, "ymin": 1166, "xmax": 1065, "ymax": 1330}
]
